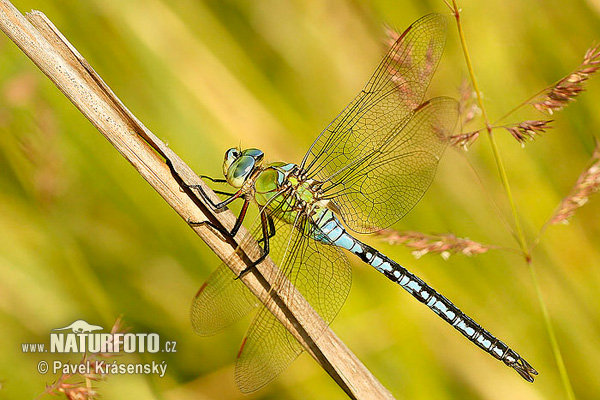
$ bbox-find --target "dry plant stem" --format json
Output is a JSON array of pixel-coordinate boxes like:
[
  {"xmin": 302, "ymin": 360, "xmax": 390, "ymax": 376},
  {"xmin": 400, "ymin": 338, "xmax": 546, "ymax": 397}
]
[
  {"xmin": 451, "ymin": 0, "xmax": 529, "ymax": 259},
  {"xmin": 0, "ymin": 2, "xmax": 393, "ymax": 399},
  {"xmin": 529, "ymin": 262, "xmax": 577, "ymax": 400},
  {"xmin": 450, "ymin": 2, "xmax": 576, "ymax": 398}
]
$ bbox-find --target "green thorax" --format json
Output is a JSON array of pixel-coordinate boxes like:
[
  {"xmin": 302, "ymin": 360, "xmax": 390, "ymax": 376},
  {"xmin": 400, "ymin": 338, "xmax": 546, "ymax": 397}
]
[{"xmin": 252, "ymin": 162, "xmax": 319, "ymax": 224}]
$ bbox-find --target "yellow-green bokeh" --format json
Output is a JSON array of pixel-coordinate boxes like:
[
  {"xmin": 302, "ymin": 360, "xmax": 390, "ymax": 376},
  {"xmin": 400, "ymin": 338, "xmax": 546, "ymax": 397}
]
[{"xmin": 1, "ymin": 0, "xmax": 599, "ymax": 399}]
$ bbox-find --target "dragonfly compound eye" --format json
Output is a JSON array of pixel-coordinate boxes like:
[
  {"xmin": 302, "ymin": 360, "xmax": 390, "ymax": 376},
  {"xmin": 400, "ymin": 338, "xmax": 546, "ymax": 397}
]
[
  {"xmin": 223, "ymin": 148, "xmax": 242, "ymax": 176},
  {"xmin": 242, "ymin": 148, "xmax": 264, "ymax": 163},
  {"xmin": 227, "ymin": 155, "xmax": 256, "ymax": 188}
]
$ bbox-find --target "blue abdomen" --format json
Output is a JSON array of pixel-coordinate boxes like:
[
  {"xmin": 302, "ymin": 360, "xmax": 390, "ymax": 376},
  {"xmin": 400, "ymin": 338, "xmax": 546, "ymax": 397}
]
[{"xmin": 311, "ymin": 209, "xmax": 360, "ymax": 252}]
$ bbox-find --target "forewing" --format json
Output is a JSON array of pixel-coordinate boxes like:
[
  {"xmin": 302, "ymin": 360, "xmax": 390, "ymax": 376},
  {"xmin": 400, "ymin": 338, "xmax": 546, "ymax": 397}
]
[
  {"xmin": 301, "ymin": 13, "xmax": 448, "ymax": 181},
  {"xmin": 235, "ymin": 213, "xmax": 351, "ymax": 393},
  {"xmin": 190, "ymin": 226, "xmax": 263, "ymax": 336},
  {"xmin": 323, "ymin": 97, "xmax": 458, "ymax": 232}
]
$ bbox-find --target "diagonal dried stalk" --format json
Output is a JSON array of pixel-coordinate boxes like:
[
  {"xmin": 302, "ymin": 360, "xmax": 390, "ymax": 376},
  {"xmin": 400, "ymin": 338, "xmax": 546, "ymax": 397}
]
[
  {"xmin": 549, "ymin": 140, "xmax": 600, "ymax": 225},
  {"xmin": 375, "ymin": 229, "xmax": 494, "ymax": 260},
  {"xmin": 532, "ymin": 44, "xmax": 600, "ymax": 114},
  {"xmin": 0, "ymin": 2, "xmax": 392, "ymax": 399}
]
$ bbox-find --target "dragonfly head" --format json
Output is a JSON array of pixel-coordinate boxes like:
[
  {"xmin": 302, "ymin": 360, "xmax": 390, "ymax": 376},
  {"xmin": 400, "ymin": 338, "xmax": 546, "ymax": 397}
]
[{"xmin": 223, "ymin": 147, "xmax": 264, "ymax": 188}]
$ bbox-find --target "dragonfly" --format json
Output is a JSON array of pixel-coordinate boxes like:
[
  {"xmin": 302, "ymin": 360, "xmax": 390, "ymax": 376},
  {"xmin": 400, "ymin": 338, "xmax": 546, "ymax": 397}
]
[{"xmin": 187, "ymin": 13, "xmax": 537, "ymax": 392}]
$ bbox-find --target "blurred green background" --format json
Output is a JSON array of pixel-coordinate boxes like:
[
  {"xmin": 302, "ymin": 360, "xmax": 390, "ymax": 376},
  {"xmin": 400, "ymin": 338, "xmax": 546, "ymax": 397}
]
[{"xmin": 1, "ymin": 0, "xmax": 599, "ymax": 399}]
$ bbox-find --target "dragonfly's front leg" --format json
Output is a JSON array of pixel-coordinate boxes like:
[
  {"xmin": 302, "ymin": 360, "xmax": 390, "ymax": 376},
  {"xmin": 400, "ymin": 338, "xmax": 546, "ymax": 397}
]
[
  {"xmin": 186, "ymin": 177, "xmax": 239, "ymax": 210},
  {"xmin": 188, "ymin": 195, "xmax": 250, "ymax": 239},
  {"xmin": 185, "ymin": 172, "xmax": 275, "ymax": 277},
  {"xmin": 165, "ymin": 159, "xmax": 250, "ymax": 238},
  {"xmin": 186, "ymin": 175, "xmax": 249, "ymax": 238}
]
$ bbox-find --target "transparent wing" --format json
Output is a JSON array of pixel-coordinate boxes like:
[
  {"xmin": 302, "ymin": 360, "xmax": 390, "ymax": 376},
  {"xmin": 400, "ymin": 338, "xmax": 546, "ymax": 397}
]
[
  {"xmin": 190, "ymin": 254, "xmax": 258, "ymax": 336},
  {"xmin": 300, "ymin": 13, "xmax": 454, "ymax": 233},
  {"xmin": 235, "ymin": 212, "xmax": 351, "ymax": 393},
  {"xmin": 191, "ymin": 193, "xmax": 351, "ymax": 392},
  {"xmin": 322, "ymin": 97, "xmax": 458, "ymax": 232},
  {"xmin": 190, "ymin": 204, "xmax": 290, "ymax": 336}
]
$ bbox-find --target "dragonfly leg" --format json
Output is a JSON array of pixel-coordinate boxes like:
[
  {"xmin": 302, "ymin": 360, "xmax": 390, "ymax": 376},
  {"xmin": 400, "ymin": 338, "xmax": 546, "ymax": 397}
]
[
  {"xmin": 189, "ymin": 195, "xmax": 250, "ymax": 239},
  {"xmin": 186, "ymin": 182, "xmax": 241, "ymax": 210},
  {"xmin": 229, "ymin": 196, "xmax": 251, "ymax": 237},
  {"xmin": 257, "ymin": 214, "xmax": 276, "ymax": 244},
  {"xmin": 165, "ymin": 159, "xmax": 235, "ymax": 209},
  {"xmin": 199, "ymin": 174, "xmax": 227, "ymax": 183},
  {"xmin": 212, "ymin": 189, "xmax": 236, "ymax": 196},
  {"xmin": 191, "ymin": 176, "xmax": 236, "ymax": 196},
  {"xmin": 188, "ymin": 220, "xmax": 229, "ymax": 239},
  {"xmin": 237, "ymin": 213, "xmax": 274, "ymax": 278},
  {"xmin": 177, "ymin": 167, "xmax": 254, "ymax": 243}
]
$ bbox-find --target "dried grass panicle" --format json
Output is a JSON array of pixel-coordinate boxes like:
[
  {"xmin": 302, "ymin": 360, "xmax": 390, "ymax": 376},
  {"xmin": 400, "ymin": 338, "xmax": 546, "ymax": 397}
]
[
  {"xmin": 450, "ymin": 130, "xmax": 480, "ymax": 149},
  {"xmin": 458, "ymin": 77, "xmax": 479, "ymax": 127},
  {"xmin": 44, "ymin": 356, "xmax": 103, "ymax": 400},
  {"xmin": 43, "ymin": 317, "xmax": 128, "ymax": 400},
  {"xmin": 550, "ymin": 140, "xmax": 600, "ymax": 225},
  {"xmin": 376, "ymin": 229, "xmax": 492, "ymax": 260},
  {"xmin": 532, "ymin": 44, "xmax": 600, "ymax": 114},
  {"xmin": 46, "ymin": 382, "xmax": 99, "ymax": 400},
  {"xmin": 504, "ymin": 120, "xmax": 553, "ymax": 146},
  {"xmin": 450, "ymin": 79, "xmax": 482, "ymax": 149}
]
